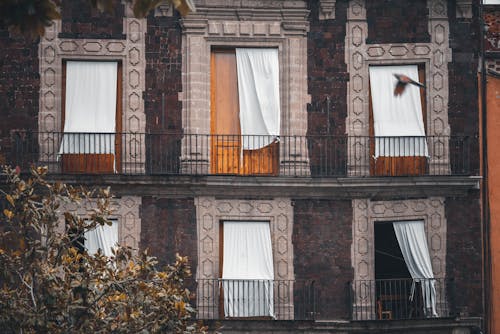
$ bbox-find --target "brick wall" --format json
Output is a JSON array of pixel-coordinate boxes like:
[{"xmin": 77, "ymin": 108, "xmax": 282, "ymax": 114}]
[
  {"xmin": 293, "ymin": 199, "xmax": 353, "ymax": 320},
  {"xmin": 140, "ymin": 197, "xmax": 197, "ymax": 277},
  {"xmin": 307, "ymin": 1, "xmax": 348, "ymax": 137},
  {"xmin": 59, "ymin": 0, "xmax": 125, "ymax": 39},
  {"xmin": 448, "ymin": 2, "xmax": 480, "ymax": 175},
  {"xmin": 145, "ymin": 14, "xmax": 182, "ymax": 133},
  {"xmin": 0, "ymin": 27, "xmax": 39, "ymax": 166},
  {"xmin": 307, "ymin": 1, "xmax": 349, "ymax": 176},
  {"xmin": 445, "ymin": 192, "xmax": 482, "ymax": 317},
  {"xmin": 365, "ymin": 0, "xmax": 430, "ymax": 44}
]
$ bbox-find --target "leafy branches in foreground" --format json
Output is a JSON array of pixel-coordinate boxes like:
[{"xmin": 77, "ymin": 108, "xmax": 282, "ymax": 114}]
[{"xmin": 0, "ymin": 166, "xmax": 204, "ymax": 333}]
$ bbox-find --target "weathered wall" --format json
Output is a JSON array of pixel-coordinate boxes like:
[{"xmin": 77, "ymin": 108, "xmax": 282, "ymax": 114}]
[
  {"xmin": 59, "ymin": 0, "xmax": 125, "ymax": 39},
  {"xmin": 445, "ymin": 192, "xmax": 482, "ymax": 317},
  {"xmin": 0, "ymin": 29, "xmax": 39, "ymax": 165},
  {"xmin": 307, "ymin": 0, "xmax": 348, "ymax": 137},
  {"xmin": 145, "ymin": 14, "xmax": 182, "ymax": 132},
  {"xmin": 293, "ymin": 199, "xmax": 353, "ymax": 320},
  {"xmin": 486, "ymin": 74, "xmax": 500, "ymax": 334},
  {"xmin": 365, "ymin": 0, "xmax": 430, "ymax": 44},
  {"xmin": 140, "ymin": 197, "xmax": 197, "ymax": 273},
  {"xmin": 448, "ymin": 2, "xmax": 480, "ymax": 175}
]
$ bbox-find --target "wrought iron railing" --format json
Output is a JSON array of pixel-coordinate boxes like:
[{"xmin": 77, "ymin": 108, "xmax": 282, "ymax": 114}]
[
  {"xmin": 10, "ymin": 131, "xmax": 478, "ymax": 177},
  {"xmin": 349, "ymin": 278, "xmax": 453, "ymax": 321},
  {"xmin": 196, "ymin": 279, "xmax": 316, "ymax": 321}
]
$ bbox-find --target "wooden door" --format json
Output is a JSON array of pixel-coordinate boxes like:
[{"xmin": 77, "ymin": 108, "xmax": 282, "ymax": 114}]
[
  {"xmin": 211, "ymin": 50, "xmax": 241, "ymax": 174},
  {"xmin": 210, "ymin": 50, "xmax": 278, "ymax": 175},
  {"xmin": 61, "ymin": 61, "xmax": 121, "ymax": 174},
  {"xmin": 370, "ymin": 66, "xmax": 427, "ymax": 176}
]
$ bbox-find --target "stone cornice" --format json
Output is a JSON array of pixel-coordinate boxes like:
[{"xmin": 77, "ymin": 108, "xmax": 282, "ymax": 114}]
[{"xmin": 40, "ymin": 175, "xmax": 480, "ymax": 199}]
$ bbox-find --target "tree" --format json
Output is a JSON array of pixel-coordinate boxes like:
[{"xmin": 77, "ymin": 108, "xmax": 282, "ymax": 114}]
[
  {"xmin": 0, "ymin": 0, "xmax": 195, "ymax": 38},
  {"xmin": 0, "ymin": 166, "xmax": 205, "ymax": 333}
]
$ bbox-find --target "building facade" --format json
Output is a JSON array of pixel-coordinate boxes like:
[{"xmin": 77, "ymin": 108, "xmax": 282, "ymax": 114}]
[{"xmin": 0, "ymin": 0, "xmax": 484, "ymax": 333}]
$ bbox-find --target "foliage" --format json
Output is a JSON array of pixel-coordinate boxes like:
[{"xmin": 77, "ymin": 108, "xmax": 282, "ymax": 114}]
[
  {"xmin": 0, "ymin": 0, "xmax": 195, "ymax": 38},
  {"xmin": 0, "ymin": 166, "xmax": 205, "ymax": 333}
]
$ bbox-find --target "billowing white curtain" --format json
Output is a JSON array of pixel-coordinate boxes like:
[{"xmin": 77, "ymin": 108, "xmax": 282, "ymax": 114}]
[
  {"xmin": 393, "ymin": 220, "xmax": 437, "ymax": 317},
  {"xmin": 60, "ymin": 61, "xmax": 117, "ymax": 155},
  {"xmin": 236, "ymin": 48, "xmax": 280, "ymax": 150},
  {"xmin": 369, "ymin": 65, "xmax": 428, "ymax": 157},
  {"xmin": 222, "ymin": 221, "xmax": 274, "ymax": 318},
  {"xmin": 85, "ymin": 219, "xmax": 118, "ymax": 257}
]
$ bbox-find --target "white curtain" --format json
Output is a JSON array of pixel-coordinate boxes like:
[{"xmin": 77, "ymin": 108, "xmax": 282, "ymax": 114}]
[
  {"xmin": 85, "ymin": 220, "xmax": 118, "ymax": 257},
  {"xmin": 393, "ymin": 220, "xmax": 437, "ymax": 317},
  {"xmin": 369, "ymin": 65, "xmax": 428, "ymax": 157},
  {"xmin": 222, "ymin": 221, "xmax": 274, "ymax": 318},
  {"xmin": 60, "ymin": 61, "xmax": 117, "ymax": 154},
  {"xmin": 236, "ymin": 48, "xmax": 280, "ymax": 150}
]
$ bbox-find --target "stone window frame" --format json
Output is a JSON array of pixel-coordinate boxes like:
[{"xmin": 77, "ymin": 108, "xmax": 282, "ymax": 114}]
[
  {"xmin": 351, "ymin": 197, "xmax": 447, "ymax": 319},
  {"xmin": 179, "ymin": 4, "xmax": 310, "ymax": 175},
  {"xmin": 194, "ymin": 196, "xmax": 294, "ymax": 319},
  {"xmin": 58, "ymin": 196, "xmax": 142, "ymax": 251},
  {"xmin": 345, "ymin": 0, "xmax": 452, "ymax": 176},
  {"xmin": 38, "ymin": 17, "xmax": 147, "ymax": 174}
]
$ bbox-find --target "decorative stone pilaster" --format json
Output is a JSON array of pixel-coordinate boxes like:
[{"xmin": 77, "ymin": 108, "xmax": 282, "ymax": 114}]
[
  {"xmin": 345, "ymin": 0, "xmax": 452, "ymax": 175},
  {"xmin": 38, "ymin": 15, "xmax": 147, "ymax": 173},
  {"xmin": 195, "ymin": 196, "xmax": 294, "ymax": 320},
  {"xmin": 180, "ymin": 2, "xmax": 311, "ymax": 175}
]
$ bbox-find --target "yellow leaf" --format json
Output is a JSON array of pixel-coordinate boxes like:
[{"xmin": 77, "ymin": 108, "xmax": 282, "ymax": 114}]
[
  {"xmin": 3, "ymin": 209, "xmax": 13, "ymax": 220},
  {"xmin": 5, "ymin": 195, "xmax": 14, "ymax": 207}
]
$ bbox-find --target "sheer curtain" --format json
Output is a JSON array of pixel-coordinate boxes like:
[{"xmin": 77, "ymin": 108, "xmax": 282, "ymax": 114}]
[
  {"xmin": 222, "ymin": 221, "xmax": 274, "ymax": 318},
  {"xmin": 369, "ymin": 65, "xmax": 428, "ymax": 157},
  {"xmin": 236, "ymin": 48, "xmax": 280, "ymax": 150},
  {"xmin": 85, "ymin": 219, "xmax": 118, "ymax": 257},
  {"xmin": 60, "ymin": 61, "xmax": 117, "ymax": 155},
  {"xmin": 393, "ymin": 220, "xmax": 437, "ymax": 317}
]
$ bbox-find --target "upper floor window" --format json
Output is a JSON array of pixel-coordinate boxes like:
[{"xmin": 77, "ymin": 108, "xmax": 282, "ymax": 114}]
[
  {"xmin": 60, "ymin": 60, "xmax": 122, "ymax": 174},
  {"xmin": 210, "ymin": 49, "xmax": 280, "ymax": 175},
  {"xmin": 369, "ymin": 65, "xmax": 427, "ymax": 175}
]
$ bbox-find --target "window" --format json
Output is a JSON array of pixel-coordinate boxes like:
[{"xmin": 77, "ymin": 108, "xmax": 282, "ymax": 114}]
[
  {"xmin": 60, "ymin": 60, "xmax": 122, "ymax": 173},
  {"xmin": 210, "ymin": 49, "xmax": 280, "ymax": 175},
  {"xmin": 368, "ymin": 64, "xmax": 427, "ymax": 175},
  {"xmin": 374, "ymin": 220, "xmax": 437, "ymax": 319},
  {"xmin": 84, "ymin": 219, "xmax": 119, "ymax": 257},
  {"xmin": 221, "ymin": 221, "xmax": 274, "ymax": 318}
]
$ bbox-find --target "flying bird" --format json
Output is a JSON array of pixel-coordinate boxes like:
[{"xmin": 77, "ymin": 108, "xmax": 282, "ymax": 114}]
[{"xmin": 393, "ymin": 73, "xmax": 425, "ymax": 96}]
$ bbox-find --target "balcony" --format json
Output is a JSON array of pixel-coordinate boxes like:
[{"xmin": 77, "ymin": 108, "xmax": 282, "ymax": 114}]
[
  {"xmin": 196, "ymin": 279, "xmax": 316, "ymax": 321},
  {"xmin": 10, "ymin": 132, "xmax": 478, "ymax": 177},
  {"xmin": 349, "ymin": 278, "xmax": 453, "ymax": 321}
]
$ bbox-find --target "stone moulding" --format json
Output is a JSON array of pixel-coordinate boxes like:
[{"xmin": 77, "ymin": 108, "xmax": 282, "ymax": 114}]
[
  {"xmin": 345, "ymin": 0, "xmax": 452, "ymax": 176},
  {"xmin": 38, "ymin": 17, "xmax": 147, "ymax": 174},
  {"xmin": 195, "ymin": 196, "xmax": 294, "ymax": 320},
  {"xmin": 351, "ymin": 197, "xmax": 447, "ymax": 320},
  {"xmin": 179, "ymin": 3, "xmax": 311, "ymax": 176},
  {"xmin": 58, "ymin": 196, "xmax": 142, "ymax": 251}
]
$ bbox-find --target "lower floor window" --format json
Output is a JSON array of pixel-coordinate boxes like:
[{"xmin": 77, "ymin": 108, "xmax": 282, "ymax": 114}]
[{"xmin": 222, "ymin": 221, "xmax": 274, "ymax": 318}]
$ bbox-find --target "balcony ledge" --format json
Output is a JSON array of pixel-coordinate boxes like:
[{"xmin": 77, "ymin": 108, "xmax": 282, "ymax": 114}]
[
  {"xmin": 202, "ymin": 317, "xmax": 481, "ymax": 333},
  {"xmin": 41, "ymin": 174, "xmax": 481, "ymax": 199}
]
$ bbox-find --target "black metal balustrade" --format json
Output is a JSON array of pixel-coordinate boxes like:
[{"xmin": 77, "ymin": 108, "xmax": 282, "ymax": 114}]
[
  {"xmin": 196, "ymin": 279, "xmax": 316, "ymax": 321},
  {"xmin": 349, "ymin": 278, "xmax": 453, "ymax": 321},
  {"xmin": 10, "ymin": 131, "xmax": 477, "ymax": 177}
]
